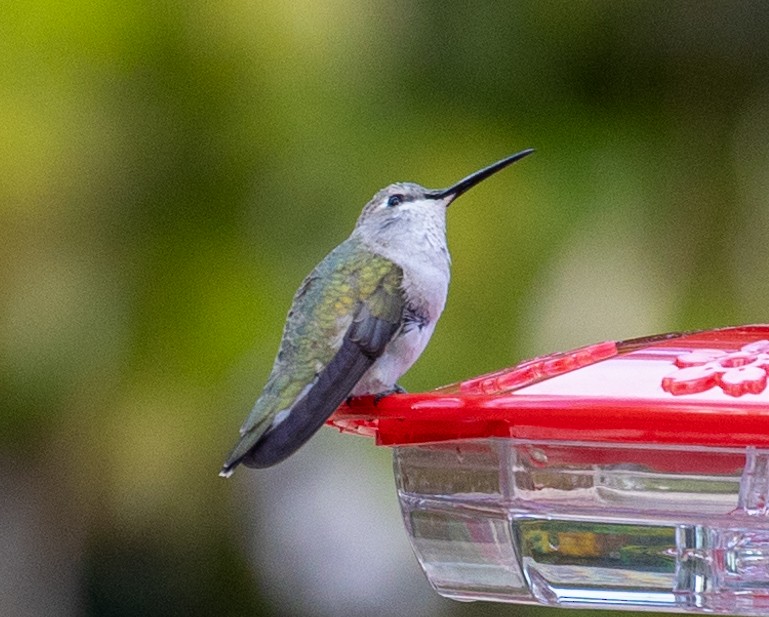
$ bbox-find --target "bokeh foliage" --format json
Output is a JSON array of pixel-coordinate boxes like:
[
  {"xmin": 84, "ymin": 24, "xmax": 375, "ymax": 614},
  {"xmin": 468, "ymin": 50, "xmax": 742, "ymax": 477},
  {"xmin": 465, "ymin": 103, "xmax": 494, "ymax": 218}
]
[{"xmin": 3, "ymin": 2, "xmax": 769, "ymax": 616}]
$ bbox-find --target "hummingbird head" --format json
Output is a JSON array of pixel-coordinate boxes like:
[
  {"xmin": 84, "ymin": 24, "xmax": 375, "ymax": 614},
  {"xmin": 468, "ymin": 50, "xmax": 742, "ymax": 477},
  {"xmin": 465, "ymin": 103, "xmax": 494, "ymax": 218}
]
[
  {"xmin": 354, "ymin": 182, "xmax": 447, "ymax": 238},
  {"xmin": 353, "ymin": 149, "xmax": 535, "ymax": 244}
]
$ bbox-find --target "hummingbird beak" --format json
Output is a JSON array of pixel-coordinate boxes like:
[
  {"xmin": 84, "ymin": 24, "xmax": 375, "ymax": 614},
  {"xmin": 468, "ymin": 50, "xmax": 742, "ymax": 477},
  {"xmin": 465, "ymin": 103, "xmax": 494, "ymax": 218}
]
[{"xmin": 426, "ymin": 148, "xmax": 535, "ymax": 205}]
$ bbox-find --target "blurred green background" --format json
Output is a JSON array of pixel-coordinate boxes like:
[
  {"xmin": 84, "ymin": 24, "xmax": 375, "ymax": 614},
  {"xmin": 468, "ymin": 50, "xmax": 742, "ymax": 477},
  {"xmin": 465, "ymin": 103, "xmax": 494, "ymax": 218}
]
[{"xmin": 3, "ymin": 1, "xmax": 769, "ymax": 616}]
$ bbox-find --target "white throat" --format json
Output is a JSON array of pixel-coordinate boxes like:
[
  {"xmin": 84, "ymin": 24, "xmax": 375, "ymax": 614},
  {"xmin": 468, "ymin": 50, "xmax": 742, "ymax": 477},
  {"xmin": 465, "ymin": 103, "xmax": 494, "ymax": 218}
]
[{"xmin": 355, "ymin": 198, "xmax": 451, "ymax": 321}]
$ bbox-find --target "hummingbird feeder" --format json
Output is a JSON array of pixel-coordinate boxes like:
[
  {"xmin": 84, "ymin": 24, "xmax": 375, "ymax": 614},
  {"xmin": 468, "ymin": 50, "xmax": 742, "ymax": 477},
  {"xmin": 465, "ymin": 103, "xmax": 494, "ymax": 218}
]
[{"xmin": 329, "ymin": 325, "xmax": 769, "ymax": 616}]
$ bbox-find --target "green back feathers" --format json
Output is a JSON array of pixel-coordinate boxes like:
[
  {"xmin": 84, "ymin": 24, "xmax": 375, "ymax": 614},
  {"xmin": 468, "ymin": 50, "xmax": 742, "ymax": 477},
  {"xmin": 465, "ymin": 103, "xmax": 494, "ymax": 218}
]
[{"xmin": 238, "ymin": 239, "xmax": 404, "ymax": 438}]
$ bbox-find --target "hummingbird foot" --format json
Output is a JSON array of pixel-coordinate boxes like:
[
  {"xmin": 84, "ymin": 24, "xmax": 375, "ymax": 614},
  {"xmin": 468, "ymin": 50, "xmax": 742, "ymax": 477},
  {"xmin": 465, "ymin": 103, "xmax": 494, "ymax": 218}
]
[{"xmin": 373, "ymin": 384, "xmax": 407, "ymax": 405}]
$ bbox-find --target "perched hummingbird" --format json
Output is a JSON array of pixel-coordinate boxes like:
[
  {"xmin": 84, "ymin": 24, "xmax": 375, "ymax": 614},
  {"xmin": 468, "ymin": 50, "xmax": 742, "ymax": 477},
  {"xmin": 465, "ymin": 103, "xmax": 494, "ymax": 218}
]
[{"xmin": 220, "ymin": 148, "xmax": 534, "ymax": 476}]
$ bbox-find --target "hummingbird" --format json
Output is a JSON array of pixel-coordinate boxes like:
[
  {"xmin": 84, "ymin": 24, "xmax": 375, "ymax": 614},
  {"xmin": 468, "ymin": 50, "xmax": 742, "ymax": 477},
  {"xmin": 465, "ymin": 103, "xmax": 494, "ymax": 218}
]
[{"xmin": 220, "ymin": 148, "xmax": 534, "ymax": 476}]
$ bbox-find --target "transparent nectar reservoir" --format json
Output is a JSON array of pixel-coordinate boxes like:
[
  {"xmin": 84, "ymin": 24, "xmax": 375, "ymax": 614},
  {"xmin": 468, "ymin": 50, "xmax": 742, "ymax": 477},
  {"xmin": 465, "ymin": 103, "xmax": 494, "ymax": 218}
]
[{"xmin": 329, "ymin": 325, "xmax": 769, "ymax": 615}]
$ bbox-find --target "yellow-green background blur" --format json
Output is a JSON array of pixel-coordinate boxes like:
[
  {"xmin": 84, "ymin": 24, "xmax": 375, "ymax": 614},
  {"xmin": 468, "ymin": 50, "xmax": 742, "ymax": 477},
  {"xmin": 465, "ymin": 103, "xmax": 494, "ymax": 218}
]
[{"xmin": 4, "ymin": 2, "xmax": 769, "ymax": 616}]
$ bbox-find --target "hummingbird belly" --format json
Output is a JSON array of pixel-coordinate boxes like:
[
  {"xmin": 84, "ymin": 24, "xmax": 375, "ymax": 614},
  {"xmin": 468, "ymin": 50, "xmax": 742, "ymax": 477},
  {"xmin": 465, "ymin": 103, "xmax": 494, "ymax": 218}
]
[{"xmin": 351, "ymin": 317, "xmax": 437, "ymax": 395}]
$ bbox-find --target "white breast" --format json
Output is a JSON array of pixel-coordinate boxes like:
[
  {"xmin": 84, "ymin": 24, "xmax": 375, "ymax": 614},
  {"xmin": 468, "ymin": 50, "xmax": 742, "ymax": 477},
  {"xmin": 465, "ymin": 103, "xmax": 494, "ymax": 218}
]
[{"xmin": 352, "ymin": 200, "xmax": 451, "ymax": 395}]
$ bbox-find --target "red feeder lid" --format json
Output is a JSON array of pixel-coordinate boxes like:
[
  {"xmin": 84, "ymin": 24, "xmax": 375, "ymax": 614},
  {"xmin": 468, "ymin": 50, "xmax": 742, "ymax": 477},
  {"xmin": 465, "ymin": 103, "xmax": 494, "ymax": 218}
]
[{"xmin": 328, "ymin": 325, "xmax": 769, "ymax": 448}]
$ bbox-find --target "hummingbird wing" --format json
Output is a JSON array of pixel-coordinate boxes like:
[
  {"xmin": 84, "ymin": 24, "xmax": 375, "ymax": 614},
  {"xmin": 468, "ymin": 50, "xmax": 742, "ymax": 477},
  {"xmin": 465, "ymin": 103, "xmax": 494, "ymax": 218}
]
[{"xmin": 220, "ymin": 242, "xmax": 404, "ymax": 475}]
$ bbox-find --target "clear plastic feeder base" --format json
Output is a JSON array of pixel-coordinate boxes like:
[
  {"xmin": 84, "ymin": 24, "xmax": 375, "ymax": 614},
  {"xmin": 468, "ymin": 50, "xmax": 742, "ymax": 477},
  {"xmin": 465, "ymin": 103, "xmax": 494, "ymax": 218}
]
[{"xmin": 395, "ymin": 439, "xmax": 769, "ymax": 615}]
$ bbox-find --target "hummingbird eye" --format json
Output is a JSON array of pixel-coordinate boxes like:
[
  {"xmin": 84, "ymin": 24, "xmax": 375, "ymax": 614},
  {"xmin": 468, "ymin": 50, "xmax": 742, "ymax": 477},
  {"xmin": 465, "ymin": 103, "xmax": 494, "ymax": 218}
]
[{"xmin": 386, "ymin": 194, "xmax": 403, "ymax": 208}]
